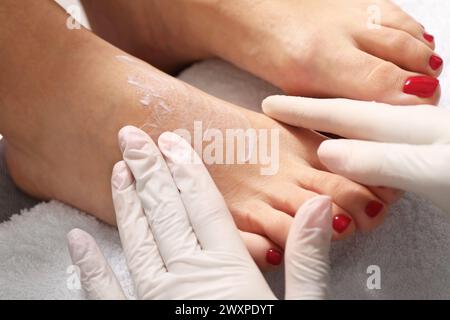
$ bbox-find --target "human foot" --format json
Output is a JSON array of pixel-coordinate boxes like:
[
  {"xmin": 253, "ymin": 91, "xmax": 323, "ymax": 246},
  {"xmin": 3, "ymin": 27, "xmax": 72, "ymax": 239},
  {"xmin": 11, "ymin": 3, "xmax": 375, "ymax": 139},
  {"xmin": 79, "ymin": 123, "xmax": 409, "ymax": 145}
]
[
  {"xmin": 0, "ymin": 2, "xmax": 397, "ymax": 269},
  {"xmin": 82, "ymin": 0, "xmax": 442, "ymax": 105},
  {"xmin": 2, "ymin": 48, "xmax": 397, "ymax": 267},
  {"xmin": 207, "ymin": 0, "xmax": 443, "ymax": 105}
]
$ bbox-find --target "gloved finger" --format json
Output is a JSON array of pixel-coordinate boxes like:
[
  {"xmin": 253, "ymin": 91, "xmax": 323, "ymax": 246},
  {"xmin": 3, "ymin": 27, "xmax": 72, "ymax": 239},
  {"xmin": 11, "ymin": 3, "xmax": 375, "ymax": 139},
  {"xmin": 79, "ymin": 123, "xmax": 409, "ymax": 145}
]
[
  {"xmin": 285, "ymin": 196, "xmax": 332, "ymax": 300},
  {"xmin": 158, "ymin": 131, "xmax": 249, "ymax": 254},
  {"xmin": 67, "ymin": 228, "xmax": 126, "ymax": 300},
  {"xmin": 262, "ymin": 96, "xmax": 450, "ymax": 144},
  {"xmin": 118, "ymin": 126, "xmax": 200, "ymax": 268},
  {"xmin": 112, "ymin": 161, "xmax": 166, "ymax": 293},
  {"xmin": 318, "ymin": 140, "xmax": 450, "ymax": 210},
  {"xmin": 240, "ymin": 231, "xmax": 283, "ymax": 272}
]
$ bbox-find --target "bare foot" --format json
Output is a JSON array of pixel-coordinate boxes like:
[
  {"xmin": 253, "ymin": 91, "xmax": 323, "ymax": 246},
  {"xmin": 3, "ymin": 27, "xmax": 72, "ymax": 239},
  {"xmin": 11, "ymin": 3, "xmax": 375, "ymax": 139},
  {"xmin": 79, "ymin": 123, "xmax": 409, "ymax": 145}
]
[
  {"xmin": 82, "ymin": 0, "xmax": 442, "ymax": 105},
  {"xmin": 0, "ymin": 0, "xmax": 398, "ymax": 270}
]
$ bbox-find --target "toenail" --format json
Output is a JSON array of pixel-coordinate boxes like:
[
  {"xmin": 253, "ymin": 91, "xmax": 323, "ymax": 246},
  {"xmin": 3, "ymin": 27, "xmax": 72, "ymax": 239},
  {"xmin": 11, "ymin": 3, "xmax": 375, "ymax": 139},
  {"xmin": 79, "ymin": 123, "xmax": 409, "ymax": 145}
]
[
  {"xmin": 423, "ymin": 32, "xmax": 434, "ymax": 43},
  {"xmin": 365, "ymin": 201, "xmax": 384, "ymax": 218},
  {"xmin": 403, "ymin": 76, "xmax": 439, "ymax": 98},
  {"xmin": 332, "ymin": 214, "xmax": 352, "ymax": 234},
  {"xmin": 266, "ymin": 249, "xmax": 283, "ymax": 266},
  {"xmin": 333, "ymin": 214, "xmax": 352, "ymax": 233},
  {"xmin": 429, "ymin": 55, "xmax": 443, "ymax": 70}
]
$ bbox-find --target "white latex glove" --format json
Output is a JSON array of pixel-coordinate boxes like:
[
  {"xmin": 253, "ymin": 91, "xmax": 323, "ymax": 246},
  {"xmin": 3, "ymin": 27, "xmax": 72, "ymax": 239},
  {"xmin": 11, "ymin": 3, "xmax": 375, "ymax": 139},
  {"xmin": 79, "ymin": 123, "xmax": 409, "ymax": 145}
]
[
  {"xmin": 67, "ymin": 126, "xmax": 332, "ymax": 300},
  {"xmin": 263, "ymin": 96, "xmax": 450, "ymax": 214}
]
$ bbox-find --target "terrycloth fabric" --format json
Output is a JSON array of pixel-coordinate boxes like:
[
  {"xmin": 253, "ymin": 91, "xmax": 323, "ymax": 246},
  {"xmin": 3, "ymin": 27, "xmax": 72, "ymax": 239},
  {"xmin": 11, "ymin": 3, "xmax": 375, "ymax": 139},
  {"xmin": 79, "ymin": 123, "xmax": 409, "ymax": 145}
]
[
  {"xmin": 0, "ymin": 202, "xmax": 134, "ymax": 300},
  {"xmin": 0, "ymin": 142, "xmax": 39, "ymax": 224},
  {"xmin": 0, "ymin": 0, "xmax": 449, "ymax": 300}
]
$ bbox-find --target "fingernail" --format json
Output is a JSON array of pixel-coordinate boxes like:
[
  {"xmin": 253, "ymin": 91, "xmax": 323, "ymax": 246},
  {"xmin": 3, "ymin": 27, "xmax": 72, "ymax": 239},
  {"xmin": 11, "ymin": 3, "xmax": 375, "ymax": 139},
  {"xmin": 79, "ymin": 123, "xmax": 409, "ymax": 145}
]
[
  {"xmin": 365, "ymin": 201, "xmax": 384, "ymax": 218},
  {"xmin": 429, "ymin": 55, "xmax": 443, "ymax": 70},
  {"xmin": 333, "ymin": 214, "xmax": 352, "ymax": 234},
  {"xmin": 112, "ymin": 162, "xmax": 133, "ymax": 190},
  {"xmin": 403, "ymin": 76, "xmax": 439, "ymax": 98},
  {"xmin": 266, "ymin": 248, "xmax": 283, "ymax": 266},
  {"xmin": 423, "ymin": 32, "xmax": 434, "ymax": 43}
]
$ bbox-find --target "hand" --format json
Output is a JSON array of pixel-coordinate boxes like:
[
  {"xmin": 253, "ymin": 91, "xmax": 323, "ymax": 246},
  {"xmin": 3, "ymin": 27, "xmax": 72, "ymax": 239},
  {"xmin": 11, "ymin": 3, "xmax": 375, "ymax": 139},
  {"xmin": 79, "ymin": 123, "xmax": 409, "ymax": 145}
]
[
  {"xmin": 263, "ymin": 96, "xmax": 450, "ymax": 214},
  {"xmin": 67, "ymin": 126, "xmax": 332, "ymax": 300}
]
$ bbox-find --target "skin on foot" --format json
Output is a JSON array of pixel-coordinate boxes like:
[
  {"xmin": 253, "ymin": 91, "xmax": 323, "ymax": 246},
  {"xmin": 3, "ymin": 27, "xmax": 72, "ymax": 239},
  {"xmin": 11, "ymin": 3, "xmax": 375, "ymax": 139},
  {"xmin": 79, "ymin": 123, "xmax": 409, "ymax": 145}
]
[
  {"xmin": 82, "ymin": 0, "xmax": 442, "ymax": 105},
  {"xmin": 0, "ymin": 1, "xmax": 400, "ymax": 270},
  {"xmin": 2, "ymin": 48, "xmax": 397, "ymax": 270}
]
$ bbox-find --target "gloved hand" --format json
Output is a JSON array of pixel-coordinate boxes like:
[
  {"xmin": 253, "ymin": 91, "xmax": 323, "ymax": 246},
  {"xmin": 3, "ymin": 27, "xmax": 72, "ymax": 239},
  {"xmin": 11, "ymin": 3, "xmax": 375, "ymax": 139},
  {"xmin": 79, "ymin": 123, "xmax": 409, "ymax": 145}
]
[
  {"xmin": 67, "ymin": 126, "xmax": 332, "ymax": 300},
  {"xmin": 263, "ymin": 96, "xmax": 450, "ymax": 214}
]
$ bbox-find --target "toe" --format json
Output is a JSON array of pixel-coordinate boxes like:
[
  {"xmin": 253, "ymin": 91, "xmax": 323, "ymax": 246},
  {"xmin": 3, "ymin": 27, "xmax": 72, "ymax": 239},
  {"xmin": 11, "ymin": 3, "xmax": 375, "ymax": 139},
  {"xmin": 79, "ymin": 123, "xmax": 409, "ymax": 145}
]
[
  {"xmin": 265, "ymin": 182, "xmax": 320, "ymax": 216},
  {"xmin": 267, "ymin": 182, "xmax": 356, "ymax": 238},
  {"xmin": 240, "ymin": 231, "xmax": 283, "ymax": 271},
  {"xmin": 298, "ymin": 168, "xmax": 389, "ymax": 232},
  {"xmin": 381, "ymin": 4, "xmax": 435, "ymax": 49},
  {"xmin": 368, "ymin": 186, "xmax": 404, "ymax": 204},
  {"xmin": 352, "ymin": 49, "xmax": 440, "ymax": 105},
  {"xmin": 298, "ymin": 46, "xmax": 440, "ymax": 105},
  {"xmin": 231, "ymin": 199, "xmax": 293, "ymax": 248},
  {"xmin": 355, "ymin": 27, "xmax": 443, "ymax": 77}
]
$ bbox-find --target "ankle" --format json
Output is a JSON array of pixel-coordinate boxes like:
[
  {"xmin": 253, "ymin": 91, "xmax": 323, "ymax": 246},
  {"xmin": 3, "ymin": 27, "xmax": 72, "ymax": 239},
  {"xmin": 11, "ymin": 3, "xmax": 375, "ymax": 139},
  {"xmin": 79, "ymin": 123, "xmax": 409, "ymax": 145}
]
[{"xmin": 82, "ymin": 0, "xmax": 214, "ymax": 73}]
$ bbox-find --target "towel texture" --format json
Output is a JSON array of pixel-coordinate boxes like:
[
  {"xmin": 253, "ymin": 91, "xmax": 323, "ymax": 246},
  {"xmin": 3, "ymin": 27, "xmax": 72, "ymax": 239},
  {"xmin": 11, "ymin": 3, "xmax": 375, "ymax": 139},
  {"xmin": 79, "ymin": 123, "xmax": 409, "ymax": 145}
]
[{"xmin": 0, "ymin": 0, "xmax": 449, "ymax": 299}]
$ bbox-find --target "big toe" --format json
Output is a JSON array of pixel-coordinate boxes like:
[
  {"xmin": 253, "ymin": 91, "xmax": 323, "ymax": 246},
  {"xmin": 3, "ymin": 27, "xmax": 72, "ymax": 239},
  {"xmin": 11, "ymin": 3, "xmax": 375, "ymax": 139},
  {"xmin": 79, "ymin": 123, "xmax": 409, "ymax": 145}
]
[{"xmin": 337, "ymin": 48, "xmax": 440, "ymax": 105}]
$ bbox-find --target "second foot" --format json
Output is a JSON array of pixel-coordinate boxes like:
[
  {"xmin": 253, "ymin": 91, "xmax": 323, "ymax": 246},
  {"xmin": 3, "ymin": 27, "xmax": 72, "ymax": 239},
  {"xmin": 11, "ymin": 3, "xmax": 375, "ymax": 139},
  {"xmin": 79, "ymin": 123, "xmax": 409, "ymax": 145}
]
[{"xmin": 209, "ymin": 0, "xmax": 443, "ymax": 105}]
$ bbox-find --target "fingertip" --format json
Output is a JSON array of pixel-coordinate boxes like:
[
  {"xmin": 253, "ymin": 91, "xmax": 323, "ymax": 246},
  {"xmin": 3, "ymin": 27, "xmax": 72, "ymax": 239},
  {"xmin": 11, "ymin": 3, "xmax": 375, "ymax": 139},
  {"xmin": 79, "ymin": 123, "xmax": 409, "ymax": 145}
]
[
  {"xmin": 262, "ymin": 94, "xmax": 282, "ymax": 106},
  {"xmin": 67, "ymin": 228, "xmax": 86, "ymax": 244},
  {"xmin": 111, "ymin": 161, "xmax": 134, "ymax": 191},
  {"xmin": 317, "ymin": 140, "xmax": 347, "ymax": 172},
  {"xmin": 295, "ymin": 196, "xmax": 333, "ymax": 232},
  {"xmin": 158, "ymin": 131, "xmax": 184, "ymax": 153},
  {"xmin": 118, "ymin": 125, "xmax": 149, "ymax": 153},
  {"xmin": 158, "ymin": 131, "xmax": 198, "ymax": 165},
  {"xmin": 67, "ymin": 228, "xmax": 97, "ymax": 261},
  {"xmin": 261, "ymin": 95, "xmax": 293, "ymax": 116}
]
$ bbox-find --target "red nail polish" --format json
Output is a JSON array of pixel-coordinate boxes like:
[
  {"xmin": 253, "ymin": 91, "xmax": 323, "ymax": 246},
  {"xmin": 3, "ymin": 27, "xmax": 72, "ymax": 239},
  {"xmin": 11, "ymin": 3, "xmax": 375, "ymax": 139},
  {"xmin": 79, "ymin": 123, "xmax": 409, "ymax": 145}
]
[
  {"xmin": 430, "ymin": 55, "xmax": 443, "ymax": 70},
  {"xmin": 333, "ymin": 214, "xmax": 352, "ymax": 234},
  {"xmin": 266, "ymin": 249, "xmax": 283, "ymax": 266},
  {"xmin": 424, "ymin": 33, "xmax": 434, "ymax": 43},
  {"xmin": 403, "ymin": 76, "xmax": 439, "ymax": 98},
  {"xmin": 365, "ymin": 201, "xmax": 384, "ymax": 218}
]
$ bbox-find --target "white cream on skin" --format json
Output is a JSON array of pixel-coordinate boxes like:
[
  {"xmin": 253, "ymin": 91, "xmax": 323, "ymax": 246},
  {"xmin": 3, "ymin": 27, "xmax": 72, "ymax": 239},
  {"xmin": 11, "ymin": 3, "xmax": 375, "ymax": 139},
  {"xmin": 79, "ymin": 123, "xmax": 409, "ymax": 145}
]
[{"xmin": 116, "ymin": 55, "xmax": 257, "ymax": 165}]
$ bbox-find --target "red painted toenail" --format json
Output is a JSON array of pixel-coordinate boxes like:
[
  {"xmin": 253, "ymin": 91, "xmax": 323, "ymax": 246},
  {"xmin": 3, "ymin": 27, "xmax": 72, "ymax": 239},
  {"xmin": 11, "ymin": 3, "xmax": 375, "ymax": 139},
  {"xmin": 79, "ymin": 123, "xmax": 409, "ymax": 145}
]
[
  {"xmin": 365, "ymin": 201, "xmax": 384, "ymax": 218},
  {"xmin": 430, "ymin": 55, "xmax": 443, "ymax": 70},
  {"xmin": 266, "ymin": 249, "xmax": 283, "ymax": 266},
  {"xmin": 333, "ymin": 214, "xmax": 352, "ymax": 234},
  {"xmin": 403, "ymin": 76, "xmax": 439, "ymax": 98},
  {"xmin": 423, "ymin": 33, "xmax": 434, "ymax": 43}
]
